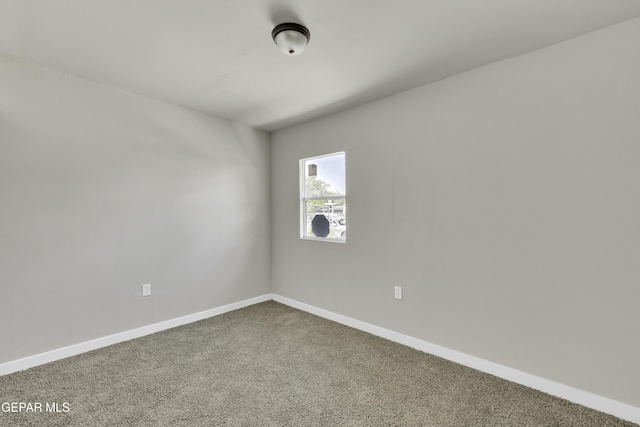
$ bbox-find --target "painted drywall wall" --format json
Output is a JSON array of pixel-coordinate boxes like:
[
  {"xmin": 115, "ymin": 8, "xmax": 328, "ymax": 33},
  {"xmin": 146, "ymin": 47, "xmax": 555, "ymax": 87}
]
[
  {"xmin": 271, "ymin": 17, "xmax": 640, "ymax": 407},
  {"xmin": 0, "ymin": 55, "xmax": 271, "ymax": 364}
]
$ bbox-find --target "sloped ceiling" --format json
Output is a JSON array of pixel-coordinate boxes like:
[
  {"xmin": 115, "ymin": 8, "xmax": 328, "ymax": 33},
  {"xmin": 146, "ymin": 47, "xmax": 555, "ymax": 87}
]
[{"xmin": 2, "ymin": 1, "xmax": 640, "ymax": 131}]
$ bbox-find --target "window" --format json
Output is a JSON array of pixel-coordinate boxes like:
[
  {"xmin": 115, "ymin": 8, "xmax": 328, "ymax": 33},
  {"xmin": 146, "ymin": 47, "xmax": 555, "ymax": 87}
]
[{"xmin": 300, "ymin": 152, "xmax": 346, "ymax": 242}]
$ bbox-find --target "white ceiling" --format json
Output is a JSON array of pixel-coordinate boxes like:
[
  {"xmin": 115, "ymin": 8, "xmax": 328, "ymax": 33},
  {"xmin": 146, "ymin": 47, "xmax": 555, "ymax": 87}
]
[{"xmin": 2, "ymin": 1, "xmax": 640, "ymax": 132}]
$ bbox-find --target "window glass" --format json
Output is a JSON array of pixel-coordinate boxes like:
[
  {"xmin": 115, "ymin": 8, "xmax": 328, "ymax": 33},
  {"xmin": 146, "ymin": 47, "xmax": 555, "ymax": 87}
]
[
  {"xmin": 300, "ymin": 152, "xmax": 346, "ymax": 242},
  {"xmin": 304, "ymin": 154, "xmax": 345, "ymax": 197}
]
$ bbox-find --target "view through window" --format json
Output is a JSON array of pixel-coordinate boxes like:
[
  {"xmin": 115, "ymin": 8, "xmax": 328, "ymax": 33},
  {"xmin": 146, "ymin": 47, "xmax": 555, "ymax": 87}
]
[{"xmin": 300, "ymin": 152, "xmax": 346, "ymax": 242}]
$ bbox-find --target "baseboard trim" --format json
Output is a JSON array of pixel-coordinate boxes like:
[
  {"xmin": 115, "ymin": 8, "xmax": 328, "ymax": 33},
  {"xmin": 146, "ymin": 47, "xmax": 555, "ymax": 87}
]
[
  {"xmin": 0, "ymin": 294, "xmax": 272, "ymax": 377},
  {"xmin": 271, "ymin": 294, "xmax": 640, "ymax": 425}
]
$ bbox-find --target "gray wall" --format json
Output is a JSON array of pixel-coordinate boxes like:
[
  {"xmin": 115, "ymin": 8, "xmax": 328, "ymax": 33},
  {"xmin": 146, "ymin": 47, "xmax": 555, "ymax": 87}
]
[
  {"xmin": 271, "ymin": 18, "xmax": 640, "ymax": 406},
  {"xmin": 0, "ymin": 56, "xmax": 271, "ymax": 364}
]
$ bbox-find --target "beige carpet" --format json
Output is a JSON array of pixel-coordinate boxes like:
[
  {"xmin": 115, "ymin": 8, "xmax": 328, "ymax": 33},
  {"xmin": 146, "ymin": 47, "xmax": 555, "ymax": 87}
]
[{"xmin": 0, "ymin": 301, "xmax": 636, "ymax": 426}]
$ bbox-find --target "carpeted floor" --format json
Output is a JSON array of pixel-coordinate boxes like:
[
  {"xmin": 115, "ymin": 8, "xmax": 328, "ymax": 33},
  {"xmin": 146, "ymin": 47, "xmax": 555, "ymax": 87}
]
[{"xmin": 0, "ymin": 301, "xmax": 636, "ymax": 426}]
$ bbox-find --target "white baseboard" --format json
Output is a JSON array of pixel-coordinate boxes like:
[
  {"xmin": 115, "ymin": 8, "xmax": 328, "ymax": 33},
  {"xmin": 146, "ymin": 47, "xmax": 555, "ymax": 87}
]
[
  {"xmin": 0, "ymin": 294, "xmax": 272, "ymax": 377},
  {"xmin": 271, "ymin": 294, "xmax": 640, "ymax": 425}
]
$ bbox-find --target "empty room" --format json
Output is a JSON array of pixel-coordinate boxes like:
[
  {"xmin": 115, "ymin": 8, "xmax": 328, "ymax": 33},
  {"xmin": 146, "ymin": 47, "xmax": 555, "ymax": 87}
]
[{"xmin": 1, "ymin": 1, "xmax": 639, "ymax": 425}]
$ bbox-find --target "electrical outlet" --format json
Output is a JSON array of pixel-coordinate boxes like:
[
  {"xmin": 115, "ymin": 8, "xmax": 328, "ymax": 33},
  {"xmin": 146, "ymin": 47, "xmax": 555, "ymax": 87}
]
[
  {"xmin": 142, "ymin": 283, "xmax": 151, "ymax": 297},
  {"xmin": 394, "ymin": 286, "xmax": 402, "ymax": 300}
]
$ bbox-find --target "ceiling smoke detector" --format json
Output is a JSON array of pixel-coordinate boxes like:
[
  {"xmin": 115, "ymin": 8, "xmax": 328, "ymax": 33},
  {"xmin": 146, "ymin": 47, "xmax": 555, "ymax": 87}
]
[{"xmin": 272, "ymin": 23, "xmax": 311, "ymax": 56}]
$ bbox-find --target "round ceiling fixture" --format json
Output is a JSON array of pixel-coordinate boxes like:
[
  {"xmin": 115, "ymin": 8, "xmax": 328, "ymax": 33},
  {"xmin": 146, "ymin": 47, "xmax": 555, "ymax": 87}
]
[{"xmin": 272, "ymin": 23, "xmax": 310, "ymax": 56}]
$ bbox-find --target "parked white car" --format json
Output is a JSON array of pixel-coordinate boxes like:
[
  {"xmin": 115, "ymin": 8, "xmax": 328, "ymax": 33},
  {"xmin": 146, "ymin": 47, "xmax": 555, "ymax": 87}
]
[{"xmin": 329, "ymin": 217, "xmax": 346, "ymax": 238}]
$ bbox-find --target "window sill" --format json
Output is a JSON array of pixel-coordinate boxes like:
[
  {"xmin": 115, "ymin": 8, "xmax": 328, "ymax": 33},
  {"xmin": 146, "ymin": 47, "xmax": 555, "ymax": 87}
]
[{"xmin": 301, "ymin": 236, "xmax": 346, "ymax": 244}]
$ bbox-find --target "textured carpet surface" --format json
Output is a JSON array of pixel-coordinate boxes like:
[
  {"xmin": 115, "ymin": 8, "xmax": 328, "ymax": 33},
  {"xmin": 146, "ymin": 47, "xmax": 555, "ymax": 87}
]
[{"xmin": 0, "ymin": 301, "xmax": 636, "ymax": 426}]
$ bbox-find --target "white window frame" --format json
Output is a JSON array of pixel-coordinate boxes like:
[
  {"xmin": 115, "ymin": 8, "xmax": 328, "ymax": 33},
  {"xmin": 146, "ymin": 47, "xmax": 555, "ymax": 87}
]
[{"xmin": 299, "ymin": 152, "xmax": 346, "ymax": 243}]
